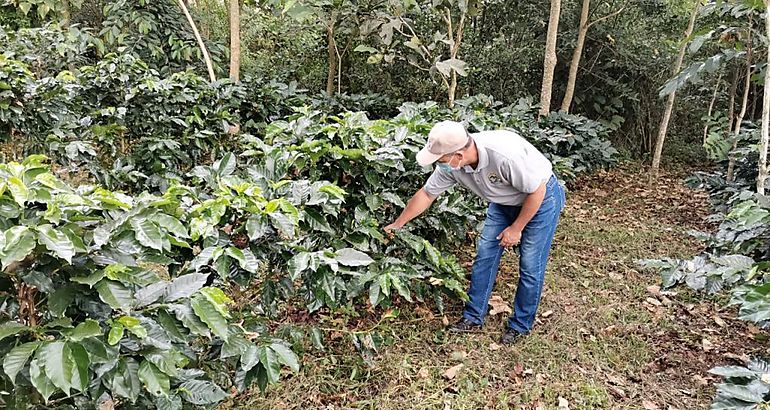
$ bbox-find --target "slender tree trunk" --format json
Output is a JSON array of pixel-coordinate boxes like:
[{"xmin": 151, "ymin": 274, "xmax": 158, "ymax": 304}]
[
  {"xmin": 444, "ymin": 7, "xmax": 466, "ymax": 108},
  {"xmin": 177, "ymin": 0, "xmax": 216, "ymax": 82},
  {"xmin": 727, "ymin": 23, "xmax": 753, "ymax": 182},
  {"xmin": 326, "ymin": 17, "xmax": 336, "ymax": 96},
  {"xmin": 727, "ymin": 68, "xmax": 739, "ymax": 141},
  {"xmin": 757, "ymin": 2, "xmax": 770, "ymax": 194},
  {"xmin": 335, "ymin": 41, "xmax": 342, "ymax": 95},
  {"xmin": 560, "ymin": 0, "xmax": 590, "ymax": 113},
  {"xmin": 61, "ymin": 0, "xmax": 71, "ymax": 27},
  {"xmin": 539, "ymin": 0, "xmax": 562, "ymax": 117},
  {"xmin": 228, "ymin": 0, "xmax": 240, "ymax": 82},
  {"xmin": 650, "ymin": 2, "xmax": 699, "ymax": 176},
  {"xmin": 703, "ymin": 71, "xmax": 723, "ymax": 144}
]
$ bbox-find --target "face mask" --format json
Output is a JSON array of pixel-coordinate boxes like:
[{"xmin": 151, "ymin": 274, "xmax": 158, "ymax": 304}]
[{"xmin": 437, "ymin": 154, "xmax": 461, "ymax": 172}]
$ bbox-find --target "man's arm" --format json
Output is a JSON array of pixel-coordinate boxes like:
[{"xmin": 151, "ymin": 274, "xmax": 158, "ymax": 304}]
[
  {"xmin": 384, "ymin": 188, "xmax": 437, "ymax": 233},
  {"xmin": 497, "ymin": 181, "xmax": 546, "ymax": 247}
]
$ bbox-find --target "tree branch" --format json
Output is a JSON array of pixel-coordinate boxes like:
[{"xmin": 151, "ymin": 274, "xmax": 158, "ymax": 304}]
[{"xmin": 588, "ymin": 0, "xmax": 629, "ymax": 28}]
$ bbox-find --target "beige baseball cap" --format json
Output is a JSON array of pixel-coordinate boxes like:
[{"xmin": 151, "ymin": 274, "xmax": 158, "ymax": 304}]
[{"xmin": 416, "ymin": 121, "xmax": 469, "ymax": 166}]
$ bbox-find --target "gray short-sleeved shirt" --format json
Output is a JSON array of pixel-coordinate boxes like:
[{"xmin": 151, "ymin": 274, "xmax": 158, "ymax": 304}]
[{"xmin": 423, "ymin": 130, "xmax": 553, "ymax": 206}]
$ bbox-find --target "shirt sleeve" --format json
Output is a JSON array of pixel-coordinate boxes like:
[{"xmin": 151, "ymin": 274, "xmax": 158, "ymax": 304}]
[
  {"xmin": 423, "ymin": 169, "xmax": 457, "ymax": 197},
  {"xmin": 500, "ymin": 149, "xmax": 552, "ymax": 194}
]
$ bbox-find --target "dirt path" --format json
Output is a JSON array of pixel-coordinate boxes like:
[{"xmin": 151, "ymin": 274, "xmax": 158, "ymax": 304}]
[{"xmin": 238, "ymin": 164, "xmax": 766, "ymax": 410}]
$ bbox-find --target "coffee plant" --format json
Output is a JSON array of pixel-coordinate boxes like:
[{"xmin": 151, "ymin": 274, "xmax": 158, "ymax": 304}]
[
  {"xmin": 709, "ymin": 358, "xmax": 770, "ymax": 409},
  {"xmin": 0, "ymin": 149, "xmax": 479, "ymax": 407},
  {"xmin": 0, "ymin": 156, "xmax": 303, "ymax": 407},
  {"xmin": 0, "ymin": 37, "xmax": 620, "ymax": 407}
]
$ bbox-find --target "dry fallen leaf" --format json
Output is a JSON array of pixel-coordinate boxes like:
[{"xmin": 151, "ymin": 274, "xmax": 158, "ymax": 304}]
[
  {"xmin": 724, "ymin": 352, "xmax": 750, "ymax": 363},
  {"xmin": 450, "ymin": 350, "xmax": 468, "ymax": 362},
  {"xmin": 646, "ymin": 285, "xmax": 661, "ymax": 296},
  {"xmin": 558, "ymin": 397, "xmax": 570, "ymax": 409},
  {"xmin": 489, "ymin": 342, "xmax": 502, "ymax": 351},
  {"xmin": 713, "ymin": 316, "xmax": 727, "ymax": 327},
  {"xmin": 444, "ymin": 364, "xmax": 463, "ymax": 380},
  {"xmin": 523, "ymin": 368, "xmax": 534, "ymax": 376},
  {"xmin": 692, "ymin": 374, "xmax": 709, "ymax": 386},
  {"xmin": 489, "ymin": 294, "xmax": 513, "ymax": 316},
  {"xmin": 509, "ymin": 362, "xmax": 525, "ymax": 384},
  {"xmin": 646, "ymin": 297, "xmax": 662, "ymax": 307},
  {"xmin": 702, "ymin": 338, "xmax": 714, "ymax": 352},
  {"xmin": 542, "ymin": 310, "xmax": 554, "ymax": 318},
  {"xmin": 606, "ymin": 374, "xmax": 625, "ymax": 386},
  {"xmin": 608, "ymin": 386, "xmax": 626, "ymax": 399},
  {"xmin": 642, "ymin": 399, "xmax": 660, "ymax": 410},
  {"xmin": 417, "ymin": 367, "xmax": 430, "ymax": 379},
  {"xmin": 442, "ymin": 316, "xmax": 449, "ymax": 326},
  {"xmin": 98, "ymin": 399, "xmax": 115, "ymax": 410},
  {"xmin": 330, "ymin": 331, "xmax": 344, "ymax": 340},
  {"xmin": 415, "ymin": 306, "xmax": 434, "ymax": 320}
]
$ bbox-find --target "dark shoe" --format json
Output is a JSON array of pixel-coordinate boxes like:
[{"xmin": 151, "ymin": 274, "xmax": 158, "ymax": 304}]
[
  {"xmin": 500, "ymin": 328, "xmax": 526, "ymax": 345},
  {"xmin": 448, "ymin": 318, "xmax": 482, "ymax": 333}
]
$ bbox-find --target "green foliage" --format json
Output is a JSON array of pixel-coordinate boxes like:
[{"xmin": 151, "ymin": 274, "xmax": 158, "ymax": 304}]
[
  {"xmin": 640, "ymin": 192, "xmax": 769, "ymax": 325},
  {"xmin": 0, "ymin": 24, "xmax": 101, "ymax": 77},
  {"xmin": 0, "ymin": 54, "xmax": 33, "ymax": 137},
  {"xmin": 352, "ymin": 0, "xmax": 480, "ymax": 102},
  {"xmin": 0, "ymin": 15, "xmax": 621, "ymax": 406},
  {"xmin": 196, "ymin": 1, "xmax": 325, "ymax": 84},
  {"xmin": 1, "ymin": 0, "xmax": 77, "ymax": 28},
  {"xmin": 709, "ymin": 358, "xmax": 770, "ymax": 409},
  {"xmin": 99, "ymin": 0, "xmax": 226, "ymax": 76},
  {"xmin": 0, "ymin": 156, "xmax": 300, "ymax": 407},
  {"xmin": 1, "ymin": 51, "xmax": 244, "ymax": 190}
]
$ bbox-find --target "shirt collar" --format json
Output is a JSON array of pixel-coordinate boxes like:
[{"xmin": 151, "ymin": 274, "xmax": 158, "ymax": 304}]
[{"xmin": 460, "ymin": 136, "xmax": 489, "ymax": 173}]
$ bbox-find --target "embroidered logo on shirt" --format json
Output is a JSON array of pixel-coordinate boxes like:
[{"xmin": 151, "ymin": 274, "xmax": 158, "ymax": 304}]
[{"xmin": 488, "ymin": 172, "xmax": 502, "ymax": 184}]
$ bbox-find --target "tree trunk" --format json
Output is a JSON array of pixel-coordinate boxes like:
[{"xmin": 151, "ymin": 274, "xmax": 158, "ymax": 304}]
[
  {"xmin": 228, "ymin": 0, "xmax": 240, "ymax": 82},
  {"xmin": 539, "ymin": 0, "xmax": 562, "ymax": 117},
  {"xmin": 448, "ymin": 72, "xmax": 457, "ymax": 108},
  {"xmin": 335, "ymin": 40, "xmax": 343, "ymax": 95},
  {"xmin": 61, "ymin": 0, "xmax": 71, "ymax": 27},
  {"xmin": 560, "ymin": 0, "xmax": 589, "ymax": 113},
  {"xmin": 326, "ymin": 17, "xmax": 337, "ymax": 96},
  {"xmin": 727, "ymin": 22, "xmax": 753, "ymax": 182},
  {"xmin": 703, "ymin": 71, "xmax": 723, "ymax": 144},
  {"xmin": 177, "ymin": 0, "xmax": 216, "ymax": 82},
  {"xmin": 445, "ymin": 7, "xmax": 466, "ymax": 108},
  {"xmin": 650, "ymin": 2, "xmax": 699, "ymax": 176},
  {"xmin": 727, "ymin": 68, "xmax": 739, "ymax": 141},
  {"xmin": 757, "ymin": 2, "xmax": 770, "ymax": 195}
]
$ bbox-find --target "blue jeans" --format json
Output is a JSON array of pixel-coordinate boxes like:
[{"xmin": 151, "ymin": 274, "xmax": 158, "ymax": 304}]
[{"xmin": 462, "ymin": 175, "xmax": 566, "ymax": 334}]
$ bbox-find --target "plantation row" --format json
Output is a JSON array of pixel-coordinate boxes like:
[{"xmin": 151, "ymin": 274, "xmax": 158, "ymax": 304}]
[
  {"xmin": 642, "ymin": 119, "xmax": 770, "ymax": 406},
  {"xmin": 0, "ymin": 48, "xmax": 617, "ymax": 408}
]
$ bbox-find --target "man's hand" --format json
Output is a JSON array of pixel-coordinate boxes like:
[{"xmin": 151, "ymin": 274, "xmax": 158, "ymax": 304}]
[
  {"xmin": 383, "ymin": 223, "xmax": 401, "ymax": 238},
  {"xmin": 496, "ymin": 226, "xmax": 522, "ymax": 248}
]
